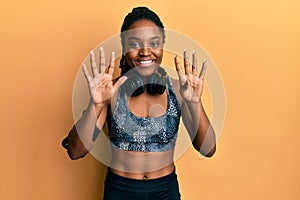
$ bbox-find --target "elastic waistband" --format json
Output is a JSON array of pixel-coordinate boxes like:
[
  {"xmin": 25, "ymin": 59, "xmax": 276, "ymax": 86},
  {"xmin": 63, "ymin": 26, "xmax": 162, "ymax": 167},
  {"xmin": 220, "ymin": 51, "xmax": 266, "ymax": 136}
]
[{"xmin": 105, "ymin": 167, "xmax": 178, "ymax": 191}]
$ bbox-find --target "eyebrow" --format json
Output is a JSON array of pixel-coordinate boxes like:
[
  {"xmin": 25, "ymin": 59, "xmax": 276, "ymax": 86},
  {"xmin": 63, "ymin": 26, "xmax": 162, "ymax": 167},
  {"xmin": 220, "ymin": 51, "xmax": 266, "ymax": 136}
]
[{"xmin": 127, "ymin": 36, "xmax": 162, "ymax": 41}]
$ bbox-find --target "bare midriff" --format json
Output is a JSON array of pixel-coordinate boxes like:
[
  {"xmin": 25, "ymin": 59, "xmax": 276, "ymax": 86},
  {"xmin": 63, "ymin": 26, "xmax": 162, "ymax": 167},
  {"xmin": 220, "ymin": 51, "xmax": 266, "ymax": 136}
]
[{"xmin": 109, "ymin": 148, "xmax": 175, "ymax": 180}]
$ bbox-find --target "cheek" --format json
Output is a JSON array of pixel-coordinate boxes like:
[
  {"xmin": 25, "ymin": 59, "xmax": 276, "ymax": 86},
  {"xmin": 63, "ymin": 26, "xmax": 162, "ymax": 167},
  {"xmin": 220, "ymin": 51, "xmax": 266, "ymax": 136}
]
[
  {"xmin": 125, "ymin": 51, "xmax": 137, "ymax": 66},
  {"xmin": 154, "ymin": 49, "xmax": 163, "ymax": 61}
]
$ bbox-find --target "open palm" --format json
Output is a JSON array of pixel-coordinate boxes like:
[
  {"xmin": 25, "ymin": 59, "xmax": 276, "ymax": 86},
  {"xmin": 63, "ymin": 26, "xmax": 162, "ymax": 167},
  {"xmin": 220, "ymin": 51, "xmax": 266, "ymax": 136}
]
[
  {"xmin": 82, "ymin": 47, "xmax": 127, "ymax": 105},
  {"xmin": 174, "ymin": 50, "xmax": 207, "ymax": 103}
]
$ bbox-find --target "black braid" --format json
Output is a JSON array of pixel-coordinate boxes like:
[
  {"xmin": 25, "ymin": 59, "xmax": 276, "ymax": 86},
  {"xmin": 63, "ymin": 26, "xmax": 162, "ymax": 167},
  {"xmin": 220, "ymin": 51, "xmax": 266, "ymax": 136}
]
[{"xmin": 119, "ymin": 7, "xmax": 165, "ymax": 75}]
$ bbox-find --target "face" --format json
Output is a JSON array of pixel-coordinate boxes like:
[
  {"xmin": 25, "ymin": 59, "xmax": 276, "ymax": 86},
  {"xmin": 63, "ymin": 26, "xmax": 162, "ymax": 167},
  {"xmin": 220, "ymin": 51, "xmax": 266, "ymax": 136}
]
[{"xmin": 123, "ymin": 19, "xmax": 164, "ymax": 77}]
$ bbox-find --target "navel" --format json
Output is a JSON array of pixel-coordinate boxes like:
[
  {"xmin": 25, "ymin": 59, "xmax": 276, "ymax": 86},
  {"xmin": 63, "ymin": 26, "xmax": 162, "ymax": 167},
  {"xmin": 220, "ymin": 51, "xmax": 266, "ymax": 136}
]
[{"xmin": 143, "ymin": 175, "xmax": 148, "ymax": 180}]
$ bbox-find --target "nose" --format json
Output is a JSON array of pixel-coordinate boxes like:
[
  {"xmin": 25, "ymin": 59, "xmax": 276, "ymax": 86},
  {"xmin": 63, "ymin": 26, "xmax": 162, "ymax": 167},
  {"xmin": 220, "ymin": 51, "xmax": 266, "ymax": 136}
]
[{"xmin": 139, "ymin": 47, "xmax": 151, "ymax": 56}]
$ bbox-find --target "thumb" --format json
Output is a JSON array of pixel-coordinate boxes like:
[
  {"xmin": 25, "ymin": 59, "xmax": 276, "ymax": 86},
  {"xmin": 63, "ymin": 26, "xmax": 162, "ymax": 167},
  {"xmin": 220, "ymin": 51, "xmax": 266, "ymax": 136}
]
[{"xmin": 114, "ymin": 76, "xmax": 127, "ymax": 90}]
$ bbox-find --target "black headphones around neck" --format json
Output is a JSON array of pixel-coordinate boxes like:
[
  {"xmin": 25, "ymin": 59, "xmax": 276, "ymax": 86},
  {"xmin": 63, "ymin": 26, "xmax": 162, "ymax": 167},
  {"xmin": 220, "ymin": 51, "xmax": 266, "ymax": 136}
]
[{"xmin": 122, "ymin": 67, "xmax": 167, "ymax": 97}]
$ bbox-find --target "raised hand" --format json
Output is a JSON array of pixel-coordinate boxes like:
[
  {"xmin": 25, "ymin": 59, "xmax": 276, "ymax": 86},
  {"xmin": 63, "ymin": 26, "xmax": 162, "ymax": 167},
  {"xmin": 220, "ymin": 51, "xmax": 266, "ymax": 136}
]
[
  {"xmin": 82, "ymin": 47, "xmax": 127, "ymax": 105},
  {"xmin": 174, "ymin": 50, "xmax": 207, "ymax": 103}
]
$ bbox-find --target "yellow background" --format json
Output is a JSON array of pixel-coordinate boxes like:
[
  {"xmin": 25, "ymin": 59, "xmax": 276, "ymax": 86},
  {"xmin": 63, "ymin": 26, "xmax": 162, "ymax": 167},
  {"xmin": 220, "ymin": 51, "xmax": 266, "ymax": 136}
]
[{"xmin": 1, "ymin": 0, "xmax": 299, "ymax": 199}]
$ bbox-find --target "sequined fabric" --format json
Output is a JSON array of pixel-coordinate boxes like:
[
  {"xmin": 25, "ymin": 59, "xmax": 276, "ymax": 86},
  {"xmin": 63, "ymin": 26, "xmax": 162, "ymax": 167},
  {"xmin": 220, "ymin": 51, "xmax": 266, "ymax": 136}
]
[{"xmin": 108, "ymin": 77, "xmax": 181, "ymax": 152}]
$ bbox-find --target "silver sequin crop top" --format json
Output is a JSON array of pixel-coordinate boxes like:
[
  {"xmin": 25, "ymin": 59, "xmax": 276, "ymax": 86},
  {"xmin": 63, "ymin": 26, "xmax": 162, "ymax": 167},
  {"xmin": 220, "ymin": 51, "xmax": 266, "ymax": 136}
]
[{"xmin": 107, "ymin": 77, "xmax": 181, "ymax": 152}]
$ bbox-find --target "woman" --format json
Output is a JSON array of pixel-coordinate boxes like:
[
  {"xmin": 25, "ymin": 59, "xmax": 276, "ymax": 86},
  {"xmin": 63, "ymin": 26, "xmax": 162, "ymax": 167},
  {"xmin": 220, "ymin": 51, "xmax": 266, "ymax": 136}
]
[{"xmin": 63, "ymin": 7, "xmax": 216, "ymax": 200}]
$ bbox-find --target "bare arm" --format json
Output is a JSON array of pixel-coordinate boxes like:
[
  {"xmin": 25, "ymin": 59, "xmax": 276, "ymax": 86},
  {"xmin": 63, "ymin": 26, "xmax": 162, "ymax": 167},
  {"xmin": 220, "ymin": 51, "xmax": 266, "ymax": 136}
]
[
  {"xmin": 66, "ymin": 102, "xmax": 106, "ymax": 160},
  {"xmin": 175, "ymin": 50, "xmax": 216, "ymax": 157},
  {"xmin": 64, "ymin": 48, "xmax": 126, "ymax": 160},
  {"xmin": 181, "ymin": 100, "xmax": 216, "ymax": 157}
]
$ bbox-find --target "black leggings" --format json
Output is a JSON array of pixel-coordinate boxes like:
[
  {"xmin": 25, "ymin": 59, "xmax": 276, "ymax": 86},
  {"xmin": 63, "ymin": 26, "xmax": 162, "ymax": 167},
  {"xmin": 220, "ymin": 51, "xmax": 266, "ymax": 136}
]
[{"xmin": 103, "ymin": 168, "xmax": 181, "ymax": 200}]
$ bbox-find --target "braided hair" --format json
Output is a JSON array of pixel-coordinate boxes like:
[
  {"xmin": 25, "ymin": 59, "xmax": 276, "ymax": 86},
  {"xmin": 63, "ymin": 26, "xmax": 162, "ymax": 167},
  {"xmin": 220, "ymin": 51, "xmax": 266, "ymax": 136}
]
[{"xmin": 119, "ymin": 7, "xmax": 165, "ymax": 75}]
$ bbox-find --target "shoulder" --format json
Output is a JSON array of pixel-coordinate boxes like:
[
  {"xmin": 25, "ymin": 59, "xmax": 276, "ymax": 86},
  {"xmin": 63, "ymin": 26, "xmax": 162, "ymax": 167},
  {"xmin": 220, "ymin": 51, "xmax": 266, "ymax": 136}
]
[
  {"xmin": 169, "ymin": 77, "xmax": 179, "ymax": 90},
  {"xmin": 109, "ymin": 76, "xmax": 123, "ymax": 112},
  {"xmin": 169, "ymin": 77, "xmax": 183, "ymax": 105}
]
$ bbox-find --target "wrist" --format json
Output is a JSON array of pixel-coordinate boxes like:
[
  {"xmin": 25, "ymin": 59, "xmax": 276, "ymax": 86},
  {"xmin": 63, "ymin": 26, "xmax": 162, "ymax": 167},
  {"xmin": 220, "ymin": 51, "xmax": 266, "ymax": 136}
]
[
  {"xmin": 95, "ymin": 103, "xmax": 107, "ymax": 115},
  {"xmin": 88, "ymin": 101, "xmax": 106, "ymax": 116},
  {"xmin": 185, "ymin": 98, "xmax": 202, "ymax": 106},
  {"xmin": 185, "ymin": 99, "xmax": 204, "ymax": 113},
  {"xmin": 94, "ymin": 102, "xmax": 107, "ymax": 108}
]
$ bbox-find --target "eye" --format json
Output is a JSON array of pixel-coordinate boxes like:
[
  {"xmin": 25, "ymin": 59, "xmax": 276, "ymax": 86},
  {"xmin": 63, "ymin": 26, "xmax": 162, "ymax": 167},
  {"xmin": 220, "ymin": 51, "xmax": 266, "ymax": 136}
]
[
  {"xmin": 150, "ymin": 41, "xmax": 160, "ymax": 48},
  {"xmin": 128, "ymin": 41, "xmax": 140, "ymax": 49}
]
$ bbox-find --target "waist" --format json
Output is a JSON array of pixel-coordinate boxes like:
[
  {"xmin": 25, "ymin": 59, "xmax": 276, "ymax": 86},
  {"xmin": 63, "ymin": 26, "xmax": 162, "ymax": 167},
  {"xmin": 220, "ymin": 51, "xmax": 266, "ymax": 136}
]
[
  {"xmin": 109, "ymin": 148, "xmax": 175, "ymax": 174},
  {"xmin": 107, "ymin": 164, "xmax": 177, "ymax": 188}
]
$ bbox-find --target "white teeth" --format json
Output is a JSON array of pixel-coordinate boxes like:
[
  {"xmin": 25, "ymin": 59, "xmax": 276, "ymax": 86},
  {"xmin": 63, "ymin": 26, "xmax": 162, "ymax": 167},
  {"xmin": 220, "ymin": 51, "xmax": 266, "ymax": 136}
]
[{"xmin": 138, "ymin": 60, "xmax": 153, "ymax": 64}]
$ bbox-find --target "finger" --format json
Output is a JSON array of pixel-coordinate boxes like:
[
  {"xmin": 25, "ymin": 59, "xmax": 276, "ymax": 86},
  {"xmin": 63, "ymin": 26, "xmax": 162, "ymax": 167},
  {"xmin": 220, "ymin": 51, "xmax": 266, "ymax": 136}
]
[
  {"xmin": 82, "ymin": 63, "xmax": 92, "ymax": 82},
  {"xmin": 90, "ymin": 50, "xmax": 99, "ymax": 76},
  {"xmin": 174, "ymin": 54, "xmax": 187, "ymax": 85},
  {"xmin": 192, "ymin": 51, "xmax": 197, "ymax": 75},
  {"xmin": 199, "ymin": 59, "xmax": 207, "ymax": 79},
  {"xmin": 99, "ymin": 47, "xmax": 106, "ymax": 74},
  {"xmin": 183, "ymin": 49, "xmax": 190, "ymax": 75},
  {"xmin": 108, "ymin": 51, "xmax": 115, "ymax": 75},
  {"xmin": 114, "ymin": 76, "xmax": 128, "ymax": 90}
]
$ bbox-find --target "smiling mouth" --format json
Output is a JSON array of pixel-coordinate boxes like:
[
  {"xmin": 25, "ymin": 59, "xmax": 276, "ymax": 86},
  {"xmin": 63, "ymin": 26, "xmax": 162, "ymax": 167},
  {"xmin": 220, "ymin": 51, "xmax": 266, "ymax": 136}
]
[{"xmin": 136, "ymin": 59, "xmax": 156, "ymax": 66}]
